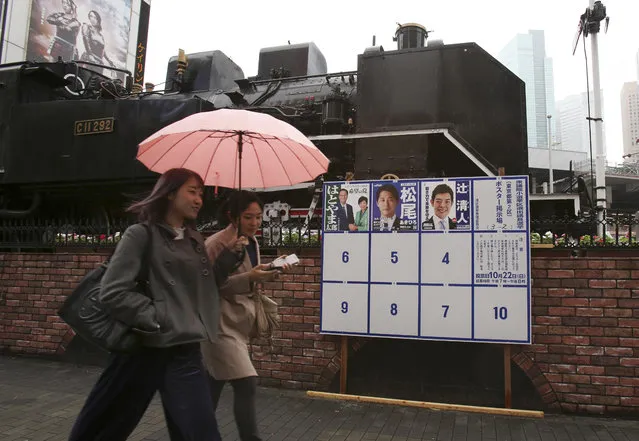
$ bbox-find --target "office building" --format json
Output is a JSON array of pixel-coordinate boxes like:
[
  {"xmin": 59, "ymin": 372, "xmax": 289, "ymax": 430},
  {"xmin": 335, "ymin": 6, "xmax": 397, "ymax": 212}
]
[
  {"xmin": 555, "ymin": 91, "xmax": 606, "ymax": 157},
  {"xmin": 497, "ymin": 30, "xmax": 556, "ymax": 150}
]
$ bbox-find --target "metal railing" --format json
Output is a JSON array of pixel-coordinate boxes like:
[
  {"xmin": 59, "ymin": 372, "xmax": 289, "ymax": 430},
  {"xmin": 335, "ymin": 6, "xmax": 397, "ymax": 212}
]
[
  {"xmin": 531, "ymin": 210, "xmax": 639, "ymax": 248},
  {"xmin": 574, "ymin": 159, "xmax": 639, "ymax": 178},
  {"xmin": 0, "ymin": 217, "xmax": 323, "ymax": 251},
  {"xmin": 0, "ymin": 211, "xmax": 636, "ymax": 250}
]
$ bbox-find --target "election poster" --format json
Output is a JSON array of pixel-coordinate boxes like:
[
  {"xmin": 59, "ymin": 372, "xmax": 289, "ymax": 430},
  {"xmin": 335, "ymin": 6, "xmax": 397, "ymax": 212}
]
[
  {"xmin": 371, "ymin": 181, "xmax": 419, "ymax": 232},
  {"xmin": 420, "ymin": 179, "xmax": 472, "ymax": 231},
  {"xmin": 323, "ymin": 181, "xmax": 371, "ymax": 232}
]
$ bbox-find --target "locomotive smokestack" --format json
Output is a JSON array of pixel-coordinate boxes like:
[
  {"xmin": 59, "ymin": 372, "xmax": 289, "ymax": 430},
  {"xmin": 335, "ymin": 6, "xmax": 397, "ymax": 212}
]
[{"xmin": 393, "ymin": 23, "xmax": 429, "ymax": 50}]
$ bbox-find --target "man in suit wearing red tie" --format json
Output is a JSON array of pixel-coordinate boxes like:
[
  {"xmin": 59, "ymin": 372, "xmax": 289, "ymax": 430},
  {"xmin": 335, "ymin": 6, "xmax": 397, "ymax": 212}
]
[
  {"xmin": 336, "ymin": 188, "xmax": 355, "ymax": 231},
  {"xmin": 424, "ymin": 184, "xmax": 457, "ymax": 230}
]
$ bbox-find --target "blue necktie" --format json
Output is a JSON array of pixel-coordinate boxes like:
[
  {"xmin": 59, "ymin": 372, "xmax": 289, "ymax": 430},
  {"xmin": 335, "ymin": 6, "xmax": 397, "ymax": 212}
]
[{"xmin": 440, "ymin": 220, "xmax": 446, "ymax": 230}]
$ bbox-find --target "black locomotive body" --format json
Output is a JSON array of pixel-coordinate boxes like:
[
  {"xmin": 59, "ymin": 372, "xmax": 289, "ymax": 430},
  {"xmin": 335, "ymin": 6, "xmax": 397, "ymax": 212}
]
[{"xmin": 0, "ymin": 23, "xmax": 529, "ymax": 219}]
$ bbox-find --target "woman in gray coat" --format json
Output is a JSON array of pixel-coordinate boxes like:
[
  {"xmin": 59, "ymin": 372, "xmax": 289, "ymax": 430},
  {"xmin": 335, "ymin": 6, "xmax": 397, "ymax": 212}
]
[{"xmin": 68, "ymin": 168, "xmax": 243, "ymax": 441}]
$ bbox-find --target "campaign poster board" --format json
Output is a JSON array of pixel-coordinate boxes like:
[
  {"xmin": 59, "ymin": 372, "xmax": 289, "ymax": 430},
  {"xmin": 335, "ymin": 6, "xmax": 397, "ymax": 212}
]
[{"xmin": 320, "ymin": 176, "xmax": 531, "ymax": 344}]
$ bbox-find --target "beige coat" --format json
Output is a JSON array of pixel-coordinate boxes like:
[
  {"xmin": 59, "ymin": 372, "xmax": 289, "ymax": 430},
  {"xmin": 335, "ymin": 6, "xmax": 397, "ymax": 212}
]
[{"xmin": 201, "ymin": 224, "xmax": 260, "ymax": 380}]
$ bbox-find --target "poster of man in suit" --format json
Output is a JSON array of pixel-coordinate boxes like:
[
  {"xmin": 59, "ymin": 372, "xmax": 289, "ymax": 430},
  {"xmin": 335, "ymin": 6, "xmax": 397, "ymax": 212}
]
[
  {"xmin": 421, "ymin": 180, "xmax": 472, "ymax": 231},
  {"xmin": 323, "ymin": 182, "xmax": 369, "ymax": 232},
  {"xmin": 335, "ymin": 188, "xmax": 354, "ymax": 231},
  {"xmin": 372, "ymin": 181, "xmax": 418, "ymax": 232},
  {"xmin": 25, "ymin": 0, "xmax": 132, "ymax": 76}
]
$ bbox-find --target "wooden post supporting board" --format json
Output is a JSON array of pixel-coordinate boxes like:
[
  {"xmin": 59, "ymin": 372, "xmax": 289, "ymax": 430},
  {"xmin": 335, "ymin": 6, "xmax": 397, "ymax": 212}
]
[
  {"xmin": 497, "ymin": 167, "xmax": 512, "ymax": 409},
  {"xmin": 340, "ymin": 336, "xmax": 348, "ymax": 393},
  {"xmin": 504, "ymin": 345, "xmax": 512, "ymax": 408}
]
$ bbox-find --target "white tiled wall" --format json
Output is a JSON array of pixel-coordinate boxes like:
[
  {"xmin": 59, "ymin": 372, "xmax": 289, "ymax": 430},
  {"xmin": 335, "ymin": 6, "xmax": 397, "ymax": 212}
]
[{"xmin": 1, "ymin": 0, "xmax": 150, "ymax": 74}]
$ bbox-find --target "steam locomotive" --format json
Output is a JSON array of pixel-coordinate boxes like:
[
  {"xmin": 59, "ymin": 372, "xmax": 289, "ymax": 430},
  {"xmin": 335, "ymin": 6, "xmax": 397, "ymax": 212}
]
[{"xmin": 0, "ymin": 23, "xmax": 555, "ymax": 222}]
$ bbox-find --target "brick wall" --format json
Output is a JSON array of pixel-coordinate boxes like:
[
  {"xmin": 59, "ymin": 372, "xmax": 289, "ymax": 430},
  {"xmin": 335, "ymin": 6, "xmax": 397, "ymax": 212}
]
[
  {"xmin": 1, "ymin": 250, "xmax": 639, "ymax": 415},
  {"xmin": 0, "ymin": 253, "xmax": 109, "ymax": 355},
  {"xmin": 251, "ymin": 252, "xmax": 341, "ymax": 390},
  {"xmin": 529, "ymin": 256, "xmax": 639, "ymax": 415}
]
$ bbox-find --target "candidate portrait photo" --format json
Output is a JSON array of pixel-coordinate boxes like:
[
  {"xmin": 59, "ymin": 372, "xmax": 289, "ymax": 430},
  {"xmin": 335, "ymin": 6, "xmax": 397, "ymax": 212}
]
[
  {"xmin": 422, "ymin": 183, "xmax": 457, "ymax": 231},
  {"xmin": 334, "ymin": 185, "xmax": 370, "ymax": 232},
  {"xmin": 372, "ymin": 183, "xmax": 401, "ymax": 231}
]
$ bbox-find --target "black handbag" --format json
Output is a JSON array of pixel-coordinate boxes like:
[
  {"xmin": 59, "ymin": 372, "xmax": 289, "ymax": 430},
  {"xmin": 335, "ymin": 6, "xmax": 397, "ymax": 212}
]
[{"xmin": 58, "ymin": 224, "xmax": 153, "ymax": 353}]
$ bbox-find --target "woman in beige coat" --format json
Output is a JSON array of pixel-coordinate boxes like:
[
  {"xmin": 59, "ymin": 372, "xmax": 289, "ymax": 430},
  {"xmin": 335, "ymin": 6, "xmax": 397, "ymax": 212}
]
[{"xmin": 201, "ymin": 190, "xmax": 290, "ymax": 441}]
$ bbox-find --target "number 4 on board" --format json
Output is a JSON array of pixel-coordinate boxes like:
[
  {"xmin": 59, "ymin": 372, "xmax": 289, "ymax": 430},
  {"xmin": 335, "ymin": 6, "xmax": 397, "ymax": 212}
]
[{"xmin": 442, "ymin": 252, "xmax": 450, "ymax": 264}]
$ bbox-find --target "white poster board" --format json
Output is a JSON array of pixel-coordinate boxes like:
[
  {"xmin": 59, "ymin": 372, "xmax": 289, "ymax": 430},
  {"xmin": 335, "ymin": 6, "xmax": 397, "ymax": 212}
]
[{"xmin": 320, "ymin": 176, "xmax": 531, "ymax": 344}]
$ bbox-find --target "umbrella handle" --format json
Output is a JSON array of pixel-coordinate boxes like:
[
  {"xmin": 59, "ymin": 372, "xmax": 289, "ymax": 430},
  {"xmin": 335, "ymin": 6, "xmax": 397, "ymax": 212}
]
[{"xmin": 237, "ymin": 132, "xmax": 243, "ymax": 237}]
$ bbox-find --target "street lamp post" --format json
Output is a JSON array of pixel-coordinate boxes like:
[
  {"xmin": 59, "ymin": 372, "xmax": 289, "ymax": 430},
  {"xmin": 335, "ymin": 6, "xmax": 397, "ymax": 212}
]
[
  {"xmin": 547, "ymin": 114, "xmax": 553, "ymax": 193},
  {"xmin": 574, "ymin": 1, "xmax": 608, "ymax": 235}
]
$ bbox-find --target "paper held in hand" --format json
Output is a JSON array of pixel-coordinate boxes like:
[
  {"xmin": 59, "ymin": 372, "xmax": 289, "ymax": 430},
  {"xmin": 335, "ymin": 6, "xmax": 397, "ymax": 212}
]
[{"xmin": 271, "ymin": 254, "xmax": 300, "ymax": 268}]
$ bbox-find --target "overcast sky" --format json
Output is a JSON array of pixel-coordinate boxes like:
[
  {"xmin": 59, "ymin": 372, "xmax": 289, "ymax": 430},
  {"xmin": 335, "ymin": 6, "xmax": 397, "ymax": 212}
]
[{"xmin": 142, "ymin": 0, "xmax": 637, "ymax": 164}]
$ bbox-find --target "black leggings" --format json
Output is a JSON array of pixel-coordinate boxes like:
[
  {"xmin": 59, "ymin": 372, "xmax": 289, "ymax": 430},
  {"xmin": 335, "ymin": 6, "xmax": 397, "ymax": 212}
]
[
  {"xmin": 210, "ymin": 375, "xmax": 261, "ymax": 441},
  {"xmin": 68, "ymin": 344, "xmax": 219, "ymax": 441}
]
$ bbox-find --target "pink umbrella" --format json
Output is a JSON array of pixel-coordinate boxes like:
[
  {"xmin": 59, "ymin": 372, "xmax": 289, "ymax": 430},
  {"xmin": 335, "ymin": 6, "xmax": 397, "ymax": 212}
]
[{"xmin": 137, "ymin": 109, "xmax": 329, "ymax": 191}]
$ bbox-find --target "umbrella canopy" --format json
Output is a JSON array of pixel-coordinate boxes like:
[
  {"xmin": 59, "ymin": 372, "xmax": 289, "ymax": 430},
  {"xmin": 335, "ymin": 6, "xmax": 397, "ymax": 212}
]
[{"xmin": 137, "ymin": 109, "xmax": 329, "ymax": 190}]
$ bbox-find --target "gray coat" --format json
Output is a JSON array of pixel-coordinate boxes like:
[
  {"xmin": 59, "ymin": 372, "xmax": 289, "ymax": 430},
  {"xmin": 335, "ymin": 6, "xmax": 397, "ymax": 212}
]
[{"xmin": 99, "ymin": 222, "xmax": 238, "ymax": 348}]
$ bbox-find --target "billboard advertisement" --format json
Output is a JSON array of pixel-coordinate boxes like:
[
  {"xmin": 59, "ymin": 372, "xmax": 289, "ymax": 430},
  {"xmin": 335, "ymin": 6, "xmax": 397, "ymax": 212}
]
[{"xmin": 25, "ymin": 0, "xmax": 132, "ymax": 76}]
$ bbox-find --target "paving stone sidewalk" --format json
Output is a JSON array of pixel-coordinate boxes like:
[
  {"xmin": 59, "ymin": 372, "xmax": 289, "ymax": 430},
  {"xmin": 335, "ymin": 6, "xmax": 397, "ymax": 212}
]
[{"xmin": 1, "ymin": 355, "xmax": 639, "ymax": 441}]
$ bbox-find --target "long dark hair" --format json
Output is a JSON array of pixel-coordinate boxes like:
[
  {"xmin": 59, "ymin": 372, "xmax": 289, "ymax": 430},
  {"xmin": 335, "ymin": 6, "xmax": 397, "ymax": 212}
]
[
  {"xmin": 88, "ymin": 10, "xmax": 102, "ymax": 32},
  {"xmin": 216, "ymin": 190, "xmax": 264, "ymax": 227},
  {"xmin": 127, "ymin": 168, "xmax": 204, "ymax": 224}
]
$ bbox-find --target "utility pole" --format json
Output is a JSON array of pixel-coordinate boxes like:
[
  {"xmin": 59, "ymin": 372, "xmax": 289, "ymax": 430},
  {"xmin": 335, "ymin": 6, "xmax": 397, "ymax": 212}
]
[
  {"xmin": 574, "ymin": 1, "xmax": 608, "ymax": 235},
  {"xmin": 547, "ymin": 115, "xmax": 553, "ymax": 193},
  {"xmin": 589, "ymin": 1, "xmax": 606, "ymax": 237}
]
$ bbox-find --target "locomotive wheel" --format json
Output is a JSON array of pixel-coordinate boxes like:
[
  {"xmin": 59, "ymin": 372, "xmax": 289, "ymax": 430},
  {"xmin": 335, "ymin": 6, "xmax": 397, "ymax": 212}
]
[{"xmin": 380, "ymin": 173, "xmax": 400, "ymax": 180}]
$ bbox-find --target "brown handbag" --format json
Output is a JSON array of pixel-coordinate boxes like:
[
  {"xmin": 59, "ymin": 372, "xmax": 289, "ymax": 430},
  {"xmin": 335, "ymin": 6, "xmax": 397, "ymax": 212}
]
[{"xmin": 254, "ymin": 288, "xmax": 280, "ymax": 338}]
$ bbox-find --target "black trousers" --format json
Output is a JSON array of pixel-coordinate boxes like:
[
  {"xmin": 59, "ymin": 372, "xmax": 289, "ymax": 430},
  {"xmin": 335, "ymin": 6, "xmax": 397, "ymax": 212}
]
[
  {"xmin": 209, "ymin": 375, "xmax": 261, "ymax": 441},
  {"xmin": 164, "ymin": 375, "xmax": 261, "ymax": 441},
  {"xmin": 68, "ymin": 343, "xmax": 220, "ymax": 441}
]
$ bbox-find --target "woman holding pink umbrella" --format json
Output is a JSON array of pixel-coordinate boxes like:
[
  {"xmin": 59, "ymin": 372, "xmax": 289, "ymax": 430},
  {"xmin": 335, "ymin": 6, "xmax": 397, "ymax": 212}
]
[
  {"xmin": 201, "ymin": 190, "xmax": 292, "ymax": 441},
  {"xmin": 137, "ymin": 109, "xmax": 327, "ymax": 441}
]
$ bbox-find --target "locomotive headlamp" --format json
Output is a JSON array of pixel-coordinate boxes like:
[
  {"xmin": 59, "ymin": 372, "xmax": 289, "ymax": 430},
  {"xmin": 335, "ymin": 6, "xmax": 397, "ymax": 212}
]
[{"xmin": 263, "ymin": 201, "xmax": 290, "ymax": 222}]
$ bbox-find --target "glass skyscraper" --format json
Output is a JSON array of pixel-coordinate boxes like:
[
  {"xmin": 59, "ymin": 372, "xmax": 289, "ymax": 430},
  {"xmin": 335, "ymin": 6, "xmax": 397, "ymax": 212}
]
[{"xmin": 497, "ymin": 30, "xmax": 556, "ymax": 150}]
